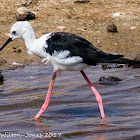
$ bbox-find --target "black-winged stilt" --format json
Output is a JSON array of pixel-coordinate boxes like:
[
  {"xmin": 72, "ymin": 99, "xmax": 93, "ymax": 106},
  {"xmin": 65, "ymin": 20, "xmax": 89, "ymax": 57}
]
[{"xmin": 0, "ymin": 21, "xmax": 139, "ymax": 119}]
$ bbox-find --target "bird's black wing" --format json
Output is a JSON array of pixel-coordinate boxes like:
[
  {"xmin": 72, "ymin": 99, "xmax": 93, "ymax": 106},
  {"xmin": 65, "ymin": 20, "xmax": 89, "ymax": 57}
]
[{"xmin": 45, "ymin": 32, "xmax": 123, "ymax": 65}]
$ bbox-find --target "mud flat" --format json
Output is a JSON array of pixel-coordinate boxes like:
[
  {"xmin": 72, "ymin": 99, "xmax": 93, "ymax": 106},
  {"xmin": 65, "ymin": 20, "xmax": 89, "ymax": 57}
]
[{"xmin": 0, "ymin": 0, "xmax": 140, "ymax": 70}]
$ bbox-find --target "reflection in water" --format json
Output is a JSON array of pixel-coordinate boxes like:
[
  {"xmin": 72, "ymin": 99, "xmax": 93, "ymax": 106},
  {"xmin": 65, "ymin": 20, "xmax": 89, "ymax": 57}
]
[{"xmin": 0, "ymin": 64, "xmax": 140, "ymax": 140}]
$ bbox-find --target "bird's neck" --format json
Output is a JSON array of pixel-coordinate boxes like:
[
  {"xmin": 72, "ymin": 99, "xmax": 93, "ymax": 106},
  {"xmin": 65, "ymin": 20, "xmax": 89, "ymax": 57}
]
[{"xmin": 22, "ymin": 30, "xmax": 36, "ymax": 51}]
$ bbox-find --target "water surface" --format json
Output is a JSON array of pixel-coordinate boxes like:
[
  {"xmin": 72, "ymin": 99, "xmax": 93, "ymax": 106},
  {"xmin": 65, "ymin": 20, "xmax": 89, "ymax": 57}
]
[{"xmin": 0, "ymin": 64, "xmax": 140, "ymax": 140}]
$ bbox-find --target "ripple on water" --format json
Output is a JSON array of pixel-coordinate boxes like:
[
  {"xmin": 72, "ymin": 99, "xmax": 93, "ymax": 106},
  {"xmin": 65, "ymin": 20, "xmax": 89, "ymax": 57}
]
[{"xmin": 0, "ymin": 64, "xmax": 140, "ymax": 140}]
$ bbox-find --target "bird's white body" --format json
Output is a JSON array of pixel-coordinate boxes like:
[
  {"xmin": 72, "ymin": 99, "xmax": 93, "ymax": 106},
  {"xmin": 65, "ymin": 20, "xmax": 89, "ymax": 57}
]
[
  {"xmin": 9, "ymin": 21, "xmax": 89, "ymax": 71},
  {"xmin": 1, "ymin": 21, "xmax": 106, "ymax": 119},
  {"xmin": 28, "ymin": 34, "xmax": 51, "ymax": 57},
  {"xmin": 2, "ymin": 20, "xmax": 135, "ymax": 119}
]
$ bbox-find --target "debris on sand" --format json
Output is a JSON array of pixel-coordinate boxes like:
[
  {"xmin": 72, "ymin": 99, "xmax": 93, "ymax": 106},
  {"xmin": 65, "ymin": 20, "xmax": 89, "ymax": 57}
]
[
  {"xmin": 0, "ymin": 59, "xmax": 7, "ymax": 68},
  {"xmin": 74, "ymin": 0, "xmax": 90, "ymax": 4},
  {"xmin": 0, "ymin": 59, "xmax": 6, "ymax": 65},
  {"xmin": 8, "ymin": 65, "xmax": 25, "ymax": 70},
  {"xmin": 12, "ymin": 62, "xmax": 24, "ymax": 66},
  {"xmin": 21, "ymin": 0, "xmax": 38, "ymax": 6},
  {"xmin": 112, "ymin": 12, "xmax": 125, "ymax": 18}
]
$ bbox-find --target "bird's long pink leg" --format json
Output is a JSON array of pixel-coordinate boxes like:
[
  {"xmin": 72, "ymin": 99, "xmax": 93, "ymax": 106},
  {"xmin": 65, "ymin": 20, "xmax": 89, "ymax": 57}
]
[
  {"xmin": 34, "ymin": 71, "xmax": 57, "ymax": 119},
  {"xmin": 80, "ymin": 70, "xmax": 105, "ymax": 119}
]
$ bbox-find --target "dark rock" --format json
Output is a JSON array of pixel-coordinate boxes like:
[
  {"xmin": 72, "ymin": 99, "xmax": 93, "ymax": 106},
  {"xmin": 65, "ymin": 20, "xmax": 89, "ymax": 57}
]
[
  {"xmin": 99, "ymin": 76, "xmax": 122, "ymax": 81},
  {"xmin": 106, "ymin": 23, "xmax": 118, "ymax": 32},
  {"xmin": 74, "ymin": 0, "xmax": 90, "ymax": 4},
  {"xmin": 0, "ymin": 73, "xmax": 4, "ymax": 82},
  {"xmin": 16, "ymin": 11, "xmax": 35, "ymax": 21},
  {"xmin": 99, "ymin": 76, "xmax": 122, "ymax": 85}
]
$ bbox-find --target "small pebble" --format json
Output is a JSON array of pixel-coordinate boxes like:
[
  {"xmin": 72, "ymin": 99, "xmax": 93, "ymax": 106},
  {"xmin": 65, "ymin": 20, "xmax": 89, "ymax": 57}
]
[
  {"xmin": 115, "ymin": 64, "xmax": 124, "ymax": 68},
  {"xmin": 57, "ymin": 26, "xmax": 66, "ymax": 29},
  {"xmin": 102, "ymin": 65, "xmax": 111, "ymax": 70},
  {"xmin": 112, "ymin": 12, "xmax": 125, "ymax": 18},
  {"xmin": 134, "ymin": 54, "xmax": 140, "ymax": 61},
  {"xmin": 130, "ymin": 26, "xmax": 136, "ymax": 30},
  {"xmin": 106, "ymin": 23, "xmax": 118, "ymax": 32},
  {"xmin": 0, "ymin": 59, "xmax": 6, "ymax": 64},
  {"xmin": 21, "ymin": 0, "xmax": 38, "ymax": 6},
  {"xmin": 17, "ymin": 49, "xmax": 22, "ymax": 53},
  {"xmin": 74, "ymin": 0, "xmax": 90, "ymax": 4},
  {"xmin": 12, "ymin": 46, "xmax": 17, "ymax": 49}
]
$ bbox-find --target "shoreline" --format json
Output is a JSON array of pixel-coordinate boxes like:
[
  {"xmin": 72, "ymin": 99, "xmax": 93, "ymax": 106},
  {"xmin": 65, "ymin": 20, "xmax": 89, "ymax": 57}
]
[{"xmin": 0, "ymin": 0, "xmax": 140, "ymax": 71}]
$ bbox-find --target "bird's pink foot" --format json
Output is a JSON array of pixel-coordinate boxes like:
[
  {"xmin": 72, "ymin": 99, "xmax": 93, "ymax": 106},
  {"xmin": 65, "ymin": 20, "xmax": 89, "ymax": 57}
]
[
  {"xmin": 80, "ymin": 70, "xmax": 105, "ymax": 119},
  {"xmin": 34, "ymin": 71, "xmax": 57, "ymax": 119}
]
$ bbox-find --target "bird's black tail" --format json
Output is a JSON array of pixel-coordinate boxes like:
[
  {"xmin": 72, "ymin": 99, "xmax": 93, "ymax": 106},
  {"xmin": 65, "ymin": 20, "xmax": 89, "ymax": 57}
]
[
  {"xmin": 118, "ymin": 57, "xmax": 140, "ymax": 67},
  {"xmin": 100, "ymin": 54, "xmax": 140, "ymax": 68}
]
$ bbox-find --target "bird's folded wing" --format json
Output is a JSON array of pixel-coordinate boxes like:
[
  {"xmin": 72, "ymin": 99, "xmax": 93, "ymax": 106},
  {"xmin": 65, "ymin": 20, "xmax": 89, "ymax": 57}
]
[{"xmin": 52, "ymin": 50, "xmax": 83, "ymax": 65}]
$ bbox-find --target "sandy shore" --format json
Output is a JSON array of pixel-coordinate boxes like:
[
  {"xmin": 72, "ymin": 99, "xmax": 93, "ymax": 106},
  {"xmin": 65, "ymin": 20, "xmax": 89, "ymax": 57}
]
[{"xmin": 0, "ymin": 0, "xmax": 140, "ymax": 71}]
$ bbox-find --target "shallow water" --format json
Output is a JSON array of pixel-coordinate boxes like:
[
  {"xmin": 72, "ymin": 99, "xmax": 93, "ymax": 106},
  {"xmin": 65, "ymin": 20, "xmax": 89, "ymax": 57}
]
[{"xmin": 0, "ymin": 64, "xmax": 140, "ymax": 140}]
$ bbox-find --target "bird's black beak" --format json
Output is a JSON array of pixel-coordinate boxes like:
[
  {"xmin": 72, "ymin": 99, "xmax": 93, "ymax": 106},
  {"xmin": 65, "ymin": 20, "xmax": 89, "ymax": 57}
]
[{"xmin": 0, "ymin": 38, "xmax": 12, "ymax": 51}]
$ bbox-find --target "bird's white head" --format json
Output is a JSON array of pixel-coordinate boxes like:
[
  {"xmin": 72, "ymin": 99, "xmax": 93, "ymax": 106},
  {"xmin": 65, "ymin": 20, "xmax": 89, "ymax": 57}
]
[
  {"xmin": 10, "ymin": 21, "xmax": 33, "ymax": 40},
  {"xmin": 0, "ymin": 21, "xmax": 35, "ymax": 51}
]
